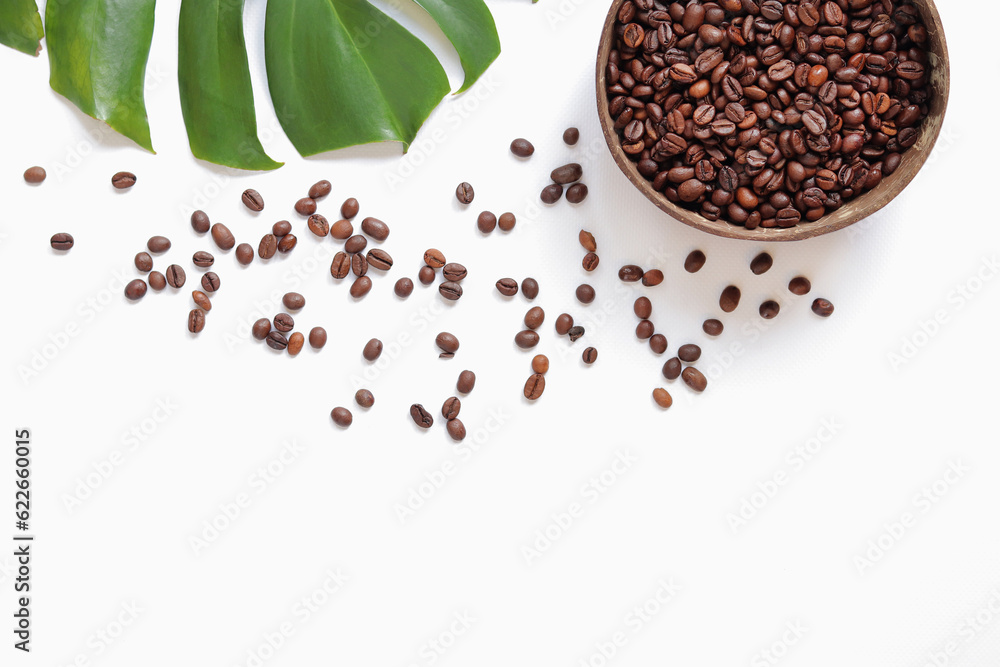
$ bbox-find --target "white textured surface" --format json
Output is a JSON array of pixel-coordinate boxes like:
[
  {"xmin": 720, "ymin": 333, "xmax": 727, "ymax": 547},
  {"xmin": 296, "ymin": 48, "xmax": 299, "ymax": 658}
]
[{"xmin": 1, "ymin": 0, "xmax": 998, "ymax": 665}]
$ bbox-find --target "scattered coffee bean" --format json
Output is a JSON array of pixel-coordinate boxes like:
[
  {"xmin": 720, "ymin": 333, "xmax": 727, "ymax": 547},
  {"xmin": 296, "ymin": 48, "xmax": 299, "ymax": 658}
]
[
  {"xmin": 266, "ymin": 330, "xmax": 288, "ymax": 351},
  {"xmin": 720, "ymin": 285, "xmax": 741, "ymax": 313},
  {"xmin": 331, "ymin": 407, "xmax": 353, "ymax": 428},
  {"xmin": 310, "ymin": 180, "xmax": 333, "ymax": 200},
  {"xmin": 410, "ymin": 404, "xmax": 434, "ymax": 428},
  {"xmin": 307, "ymin": 214, "xmax": 330, "ymax": 237},
  {"xmin": 252, "ymin": 318, "xmax": 271, "ymax": 340},
  {"xmin": 456, "ymin": 182, "xmax": 475, "ymax": 204},
  {"xmin": 188, "ymin": 309, "xmax": 206, "ymax": 333},
  {"xmin": 446, "ymin": 418, "xmax": 466, "ymax": 441},
  {"xmin": 496, "ymin": 278, "xmax": 518, "ymax": 296},
  {"xmin": 789, "ymin": 277, "xmax": 813, "ymax": 296},
  {"xmin": 309, "ymin": 327, "xmax": 327, "ymax": 349},
  {"xmin": 111, "ymin": 171, "xmax": 136, "ymax": 189},
  {"xmin": 759, "ymin": 300, "xmax": 780, "ymax": 319},
  {"xmin": 551, "ymin": 163, "xmax": 582, "ymax": 184},
  {"xmin": 515, "ymin": 330, "xmax": 540, "ymax": 349},
  {"xmin": 277, "ymin": 234, "xmax": 297, "ymax": 253},
  {"xmin": 636, "ymin": 320, "xmax": 654, "ymax": 340},
  {"xmin": 287, "ymin": 332, "xmax": 305, "ymax": 356},
  {"xmin": 457, "ymin": 370, "xmax": 476, "ymax": 394},
  {"xmin": 563, "ymin": 127, "xmax": 580, "ymax": 145},
  {"xmin": 649, "ymin": 334, "xmax": 668, "ymax": 355},
  {"xmin": 165, "ymin": 265, "xmax": 186, "ymax": 288},
  {"xmin": 125, "ymin": 279, "xmax": 147, "ymax": 301},
  {"xmin": 524, "ymin": 374, "xmax": 545, "ymax": 400},
  {"xmin": 498, "ymin": 213, "xmax": 516, "ymax": 232},
  {"xmin": 331, "ymin": 219, "xmax": 353, "ymax": 240},
  {"xmin": 812, "ymin": 298, "xmax": 835, "ymax": 317},
  {"xmin": 134, "ymin": 252, "xmax": 153, "ymax": 272},
  {"xmin": 442, "ymin": 263, "xmax": 467, "ymax": 282},
  {"xmin": 619, "ymin": 265, "xmax": 643, "ymax": 282},
  {"xmin": 235, "ymin": 243, "xmax": 254, "ymax": 265},
  {"xmin": 193, "ymin": 251, "xmax": 215, "ymax": 268},
  {"xmin": 423, "ymin": 249, "xmax": 446, "ymax": 269},
  {"xmin": 582, "ymin": 253, "xmax": 600, "ymax": 271},
  {"xmin": 394, "ymin": 277, "xmax": 414, "ymax": 298},
  {"xmin": 295, "ymin": 197, "xmax": 317, "ymax": 216},
  {"xmin": 436, "ymin": 332, "xmax": 460, "ymax": 355},
  {"xmin": 634, "ymin": 297, "xmax": 652, "ymax": 319},
  {"xmin": 540, "ymin": 184, "xmax": 563, "ymax": 203},
  {"xmin": 576, "ymin": 284, "xmax": 596, "ymax": 304},
  {"xmin": 524, "ymin": 306, "xmax": 545, "ymax": 330},
  {"xmin": 345, "ymin": 235, "xmax": 367, "ymax": 254},
  {"xmin": 682, "ymin": 367, "xmax": 708, "ymax": 393},
  {"xmin": 340, "ymin": 197, "xmax": 359, "ymax": 218},
  {"xmin": 662, "ymin": 357, "xmax": 682, "ymax": 381},
  {"xmin": 147, "ymin": 236, "xmax": 171, "ymax": 253},
  {"xmin": 442, "ymin": 397, "xmax": 462, "ymax": 420},
  {"xmin": 566, "ymin": 183, "xmax": 588, "ymax": 203},
  {"xmin": 652, "ymin": 388, "xmax": 673, "ymax": 409},
  {"xmin": 367, "ymin": 249, "xmax": 393, "ymax": 271},
  {"xmin": 361, "ymin": 217, "xmax": 389, "ymax": 241},
  {"xmin": 510, "ymin": 138, "xmax": 534, "ymax": 157},
  {"xmin": 330, "ymin": 252, "xmax": 351, "ymax": 279},
  {"xmin": 192, "ymin": 290, "xmax": 211, "ymax": 311},
  {"xmin": 568, "ymin": 326, "xmax": 585, "ymax": 342},
  {"xmin": 678, "ymin": 344, "xmax": 701, "ymax": 363},
  {"xmin": 532, "ymin": 354, "xmax": 549, "ymax": 374},
  {"xmin": 703, "ymin": 319, "xmax": 723, "ymax": 336},
  {"xmin": 750, "ymin": 253, "xmax": 774, "ymax": 276},
  {"xmin": 50, "ymin": 233, "xmax": 74, "ymax": 251},
  {"xmin": 241, "ymin": 188, "xmax": 264, "ymax": 211},
  {"xmin": 582, "ymin": 347, "xmax": 598, "ymax": 364},
  {"xmin": 350, "ymin": 276, "xmax": 373, "ymax": 298},
  {"xmin": 283, "ymin": 292, "xmax": 305, "ymax": 310},
  {"xmin": 211, "ymin": 223, "xmax": 235, "ymax": 251},
  {"xmin": 418, "ymin": 266, "xmax": 436, "ymax": 285},
  {"xmin": 272, "ymin": 220, "xmax": 292, "ymax": 237},
  {"xmin": 355, "ymin": 389, "xmax": 374, "ymax": 408},
  {"xmin": 555, "ymin": 313, "xmax": 574, "ymax": 335},
  {"xmin": 273, "ymin": 313, "xmax": 294, "ymax": 332},
  {"xmin": 579, "ymin": 230, "xmax": 597, "ymax": 252},
  {"xmin": 684, "ymin": 250, "xmax": 706, "ymax": 273},
  {"xmin": 259, "ymin": 234, "xmax": 277, "ymax": 260},
  {"xmin": 23, "ymin": 166, "xmax": 46, "ymax": 183},
  {"xmin": 352, "ymin": 253, "xmax": 368, "ymax": 277},
  {"xmin": 148, "ymin": 271, "xmax": 166, "ymax": 291},
  {"xmin": 439, "ymin": 281, "xmax": 463, "ymax": 301},
  {"xmin": 191, "ymin": 210, "xmax": 210, "ymax": 233},
  {"xmin": 477, "ymin": 211, "xmax": 497, "ymax": 234},
  {"xmin": 522, "ymin": 278, "xmax": 539, "ymax": 300},
  {"xmin": 200, "ymin": 272, "xmax": 221, "ymax": 292},
  {"xmin": 642, "ymin": 269, "xmax": 664, "ymax": 286}
]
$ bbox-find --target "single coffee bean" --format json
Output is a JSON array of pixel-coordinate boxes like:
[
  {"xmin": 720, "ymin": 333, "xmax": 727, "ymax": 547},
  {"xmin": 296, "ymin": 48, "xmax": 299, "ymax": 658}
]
[
  {"xmin": 295, "ymin": 197, "xmax": 317, "ymax": 216},
  {"xmin": 759, "ymin": 300, "xmax": 780, "ymax": 319},
  {"xmin": 789, "ymin": 276, "xmax": 812, "ymax": 295},
  {"xmin": 201, "ymin": 272, "xmax": 221, "ymax": 293},
  {"xmin": 273, "ymin": 313, "xmax": 294, "ymax": 332},
  {"xmin": 498, "ymin": 212, "xmax": 516, "ymax": 232},
  {"xmin": 125, "ymin": 279, "xmax": 147, "ymax": 301},
  {"xmin": 662, "ymin": 357, "xmax": 681, "ymax": 380},
  {"xmin": 345, "ymin": 235, "xmax": 367, "ymax": 254},
  {"xmin": 211, "ymin": 223, "xmax": 235, "ymax": 251},
  {"xmin": 442, "ymin": 397, "xmax": 462, "ymax": 420},
  {"xmin": 165, "ymin": 265, "xmax": 186, "ymax": 288},
  {"xmin": 551, "ymin": 163, "xmax": 583, "ymax": 184},
  {"xmin": 496, "ymin": 278, "xmax": 518, "ymax": 296},
  {"xmin": 307, "ymin": 214, "xmax": 330, "ymax": 237},
  {"xmin": 23, "ymin": 166, "xmax": 46, "ymax": 183},
  {"xmin": 193, "ymin": 251, "xmax": 215, "ymax": 268},
  {"xmin": 555, "ymin": 313, "xmax": 574, "ymax": 335},
  {"xmin": 532, "ymin": 354, "xmax": 549, "ymax": 374},
  {"xmin": 678, "ymin": 344, "xmax": 701, "ymax": 362},
  {"xmin": 331, "ymin": 407, "xmax": 353, "ymax": 428},
  {"xmin": 436, "ymin": 332, "xmax": 460, "ymax": 355},
  {"xmin": 576, "ymin": 284, "xmax": 596, "ymax": 304},
  {"xmin": 363, "ymin": 338, "xmax": 383, "ymax": 361},
  {"xmin": 703, "ymin": 319, "xmax": 723, "ymax": 336},
  {"xmin": 582, "ymin": 253, "xmax": 600, "ymax": 271},
  {"xmin": 111, "ymin": 171, "xmax": 136, "ymax": 189},
  {"xmin": 410, "ymin": 404, "xmax": 434, "ymax": 428},
  {"xmin": 682, "ymin": 367, "xmax": 708, "ymax": 392},
  {"xmin": 457, "ymin": 370, "xmax": 476, "ymax": 394},
  {"xmin": 684, "ymin": 250, "xmax": 706, "ymax": 273},
  {"xmin": 634, "ymin": 297, "xmax": 652, "ymax": 319},
  {"xmin": 418, "ymin": 266, "xmax": 436, "ymax": 285},
  {"xmin": 331, "ymin": 252, "xmax": 351, "ymax": 279},
  {"xmin": 352, "ymin": 253, "xmax": 368, "ymax": 277},
  {"xmin": 355, "ymin": 390, "xmax": 374, "ymax": 409},
  {"xmin": 309, "ymin": 327, "xmax": 327, "ymax": 349},
  {"xmin": 290, "ymin": 332, "xmax": 306, "ymax": 355},
  {"xmin": 522, "ymin": 278, "xmax": 539, "ymax": 300},
  {"xmin": 446, "ymin": 418, "xmax": 467, "ymax": 441},
  {"xmin": 619, "ymin": 265, "xmax": 644, "ymax": 282},
  {"xmin": 515, "ymin": 330, "xmax": 540, "ymax": 349},
  {"xmin": 147, "ymin": 235, "xmax": 171, "ymax": 253},
  {"xmin": 524, "ymin": 306, "xmax": 545, "ymax": 330},
  {"xmin": 750, "ymin": 252, "xmax": 773, "ymax": 275},
  {"xmin": 652, "ymin": 388, "xmax": 673, "ymax": 409},
  {"xmin": 361, "ymin": 217, "xmax": 389, "ymax": 241},
  {"xmin": 423, "ymin": 248, "xmax": 446, "ymax": 268},
  {"xmin": 235, "ymin": 243, "xmax": 254, "ymax": 265},
  {"xmin": 282, "ymin": 292, "xmax": 305, "ymax": 310},
  {"xmin": 524, "ymin": 374, "xmax": 546, "ymax": 400},
  {"xmin": 310, "ymin": 180, "xmax": 333, "ymax": 200},
  {"xmin": 350, "ymin": 276, "xmax": 373, "ymax": 298},
  {"xmin": 636, "ymin": 320, "xmax": 654, "ymax": 340},
  {"xmin": 272, "ymin": 220, "xmax": 292, "ymax": 237},
  {"xmin": 266, "ymin": 330, "xmax": 287, "ymax": 351},
  {"xmin": 579, "ymin": 230, "xmax": 597, "ymax": 252},
  {"xmin": 439, "ymin": 281, "xmax": 463, "ymax": 301},
  {"xmin": 331, "ymin": 219, "xmax": 353, "ymax": 239},
  {"xmin": 642, "ymin": 269, "xmax": 664, "ymax": 286},
  {"xmin": 367, "ymin": 249, "xmax": 393, "ymax": 271},
  {"xmin": 192, "ymin": 290, "xmax": 212, "ymax": 311},
  {"xmin": 477, "ymin": 211, "xmax": 497, "ymax": 234},
  {"xmin": 583, "ymin": 347, "xmax": 598, "ymax": 364},
  {"xmin": 50, "ymin": 233, "xmax": 74, "ymax": 251},
  {"xmin": 566, "ymin": 183, "xmax": 589, "ymax": 204},
  {"xmin": 134, "ymin": 252, "xmax": 153, "ymax": 272},
  {"xmin": 191, "ymin": 210, "xmax": 210, "ymax": 233},
  {"xmin": 720, "ymin": 285, "xmax": 741, "ymax": 312},
  {"xmin": 340, "ymin": 197, "xmax": 359, "ymax": 218},
  {"xmin": 649, "ymin": 334, "xmax": 668, "ymax": 355},
  {"xmin": 394, "ymin": 277, "xmax": 414, "ymax": 298},
  {"xmin": 259, "ymin": 234, "xmax": 278, "ymax": 259},
  {"xmin": 188, "ymin": 308, "xmax": 206, "ymax": 333},
  {"xmin": 241, "ymin": 188, "xmax": 264, "ymax": 211},
  {"xmin": 277, "ymin": 234, "xmax": 297, "ymax": 253},
  {"xmin": 812, "ymin": 298, "xmax": 835, "ymax": 317},
  {"xmin": 252, "ymin": 318, "xmax": 271, "ymax": 340},
  {"xmin": 456, "ymin": 182, "xmax": 475, "ymax": 204},
  {"xmin": 148, "ymin": 271, "xmax": 166, "ymax": 291},
  {"xmin": 541, "ymin": 184, "xmax": 563, "ymax": 203},
  {"xmin": 510, "ymin": 138, "xmax": 534, "ymax": 157},
  {"xmin": 564, "ymin": 127, "xmax": 580, "ymax": 145},
  {"xmin": 442, "ymin": 263, "xmax": 467, "ymax": 282},
  {"xmin": 568, "ymin": 325, "xmax": 585, "ymax": 342}
]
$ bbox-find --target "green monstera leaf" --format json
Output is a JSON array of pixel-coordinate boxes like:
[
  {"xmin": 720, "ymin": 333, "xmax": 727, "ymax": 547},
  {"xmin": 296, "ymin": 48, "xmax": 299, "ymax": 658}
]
[{"xmin": 0, "ymin": 0, "xmax": 43, "ymax": 56}]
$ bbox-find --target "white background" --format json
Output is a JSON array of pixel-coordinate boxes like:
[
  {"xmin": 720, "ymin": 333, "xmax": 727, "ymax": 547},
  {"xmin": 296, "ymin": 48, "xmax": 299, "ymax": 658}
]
[{"xmin": 2, "ymin": 0, "xmax": 999, "ymax": 665}]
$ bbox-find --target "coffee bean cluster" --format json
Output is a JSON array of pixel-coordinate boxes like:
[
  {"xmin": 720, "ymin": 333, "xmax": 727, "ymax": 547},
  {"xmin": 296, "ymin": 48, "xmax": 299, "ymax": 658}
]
[
  {"xmin": 398, "ymin": 370, "xmax": 477, "ymax": 441},
  {"xmin": 605, "ymin": 0, "xmax": 932, "ymax": 229}
]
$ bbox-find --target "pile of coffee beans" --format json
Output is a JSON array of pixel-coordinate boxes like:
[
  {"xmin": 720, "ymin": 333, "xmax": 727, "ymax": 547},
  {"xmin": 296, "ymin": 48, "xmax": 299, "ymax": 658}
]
[{"xmin": 604, "ymin": 0, "xmax": 933, "ymax": 229}]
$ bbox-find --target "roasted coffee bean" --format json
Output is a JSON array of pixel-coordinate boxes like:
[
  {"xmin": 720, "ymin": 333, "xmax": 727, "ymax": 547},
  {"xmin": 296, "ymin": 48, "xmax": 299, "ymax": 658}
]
[
  {"xmin": 310, "ymin": 180, "xmax": 333, "ymax": 200},
  {"xmin": 498, "ymin": 212, "xmax": 516, "ymax": 232},
  {"xmin": 288, "ymin": 333, "xmax": 304, "ymax": 355},
  {"xmin": 277, "ymin": 234, "xmax": 297, "ymax": 253},
  {"xmin": 684, "ymin": 250, "xmax": 706, "ymax": 273},
  {"xmin": 759, "ymin": 300, "xmax": 780, "ymax": 319},
  {"xmin": 567, "ymin": 325, "xmax": 585, "ymax": 342},
  {"xmin": 148, "ymin": 271, "xmax": 166, "ymax": 291},
  {"xmin": 352, "ymin": 253, "xmax": 368, "ymax": 277},
  {"xmin": 331, "ymin": 219, "xmax": 353, "ymax": 240},
  {"xmin": 649, "ymin": 334, "xmax": 668, "ymax": 355},
  {"xmin": 236, "ymin": 243, "xmax": 254, "ymax": 265},
  {"xmin": 522, "ymin": 278, "xmax": 539, "ymax": 300},
  {"xmin": 515, "ymin": 330, "xmax": 540, "ymax": 349},
  {"xmin": 510, "ymin": 138, "xmax": 534, "ymax": 157},
  {"xmin": 532, "ymin": 354, "xmax": 549, "ymax": 374},
  {"xmin": 442, "ymin": 263, "xmax": 467, "ymax": 282},
  {"xmin": 273, "ymin": 313, "xmax": 294, "ymax": 332},
  {"xmin": 282, "ymin": 292, "xmax": 305, "ymax": 310},
  {"xmin": 191, "ymin": 210, "xmax": 210, "ymax": 233},
  {"xmin": 192, "ymin": 290, "xmax": 212, "ymax": 311},
  {"xmin": 579, "ymin": 230, "xmax": 597, "ymax": 252},
  {"xmin": 23, "ymin": 166, "xmax": 46, "ymax": 183},
  {"xmin": 366, "ymin": 249, "xmax": 393, "ymax": 271},
  {"xmin": 309, "ymin": 327, "xmax": 327, "ymax": 349},
  {"xmin": 125, "ymin": 279, "xmax": 147, "ymax": 301},
  {"xmin": 272, "ymin": 220, "xmax": 292, "ymax": 237},
  {"xmin": 394, "ymin": 277, "xmax": 414, "ymax": 298},
  {"xmin": 259, "ymin": 234, "xmax": 278, "ymax": 259},
  {"xmin": 555, "ymin": 313, "xmax": 574, "ymax": 335},
  {"xmin": 331, "ymin": 252, "xmax": 351, "ymax": 279},
  {"xmin": 496, "ymin": 278, "xmax": 518, "ymax": 296},
  {"xmin": 789, "ymin": 276, "xmax": 812, "ymax": 295},
  {"xmin": 165, "ymin": 265, "xmax": 186, "ymax": 288},
  {"xmin": 576, "ymin": 284, "xmax": 596, "ymax": 304},
  {"xmin": 211, "ymin": 223, "xmax": 235, "ymax": 251},
  {"xmin": 354, "ymin": 389, "xmax": 374, "ymax": 408},
  {"xmin": 423, "ymin": 248, "xmax": 446, "ymax": 268},
  {"xmin": 678, "ymin": 344, "xmax": 701, "ymax": 362},
  {"xmin": 720, "ymin": 285, "xmax": 741, "ymax": 312},
  {"xmin": 634, "ymin": 297, "xmax": 652, "ymax": 319},
  {"xmin": 652, "ymin": 388, "xmax": 673, "ymax": 409},
  {"xmin": 345, "ymin": 235, "xmax": 367, "ymax": 254},
  {"xmin": 457, "ymin": 370, "xmax": 476, "ymax": 394},
  {"xmin": 524, "ymin": 374, "xmax": 546, "ymax": 400},
  {"xmin": 524, "ymin": 306, "xmax": 545, "ymax": 330},
  {"xmin": 566, "ymin": 183, "xmax": 589, "ymax": 203},
  {"xmin": 636, "ymin": 320, "xmax": 654, "ymax": 340},
  {"xmin": 564, "ymin": 127, "xmax": 580, "ymax": 145},
  {"xmin": 266, "ymin": 330, "xmax": 288, "ymax": 351},
  {"xmin": 147, "ymin": 236, "xmax": 171, "ymax": 253},
  {"xmin": 363, "ymin": 338, "xmax": 383, "ymax": 361},
  {"xmin": 435, "ymin": 332, "xmax": 460, "ymax": 356},
  {"xmin": 241, "ymin": 188, "xmax": 264, "ymax": 211},
  {"xmin": 410, "ymin": 404, "xmax": 434, "ymax": 428},
  {"xmin": 111, "ymin": 171, "xmax": 136, "ymax": 189},
  {"xmin": 307, "ymin": 214, "xmax": 330, "ymax": 237},
  {"xmin": 331, "ymin": 407, "xmax": 353, "ymax": 427},
  {"xmin": 682, "ymin": 367, "xmax": 708, "ymax": 392},
  {"xmin": 193, "ymin": 251, "xmax": 215, "ymax": 268},
  {"xmin": 582, "ymin": 253, "xmax": 600, "ymax": 271},
  {"xmin": 201, "ymin": 272, "xmax": 221, "ymax": 292},
  {"xmin": 477, "ymin": 211, "xmax": 497, "ymax": 234},
  {"xmin": 361, "ymin": 217, "xmax": 390, "ymax": 241},
  {"xmin": 442, "ymin": 397, "xmax": 462, "ymax": 420},
  {"xmin": 662, "ymin": 357, "xmax": 681, "ymax": 380},
  {"xmin": 541, "ymin": 184, "xmax": 563, "ymax": 203},
  {"xmin": 295, "ymin": 197, "xmax": 317, "ymax": 216},
  {"xmin": 252, "ymin": 318, "xmax": 271, "ymax": 340},
  {"xmin": 439, "ymin": 282, "xmax": 463, "ymax": 301},
  {"xmin": 188, "ymin": 309, "xmax": 206, "ymax": 333},
  {"xmin": 619, "ymin": 265, "xmax": 644, "ymax": 282},
  {"xmin": 582, "ymin": 347, "xmax": 598, "ymax": 364},
  {"xmin": 551, "ymin": 163, "xmax": 583, "ymax": 184},
  {"xmin": 447, "ymin": 418, "xmax": 466, "ymax": 441},
  {"xmin": 456, "ymin": 182, "xmax": 475, "ymax": 204},
  {"xmin": 642, "ymin": 269, "xmax": 664, "ymax": 286},
  {"xmin": 812, "ymin": 298, "xmax": 835, "ymax": 317},
  {"xmin": 418, "ymin": 266, "xmax": 436, "ymax": 285},
  {"xmin": 134, "ymin": 252, "xmax": 153, "ymax": 272},
  {"xmin": 750, "ymin": 252, "xmax": 773, "ymax": 275},
  {"xmin": 340, "ymin": 197, "xmax": 359, "ymax": 218},
  {"xmin": 350, "ymin": 276, "xmax": 373, "ymax": 298},
  {"xmin": 703, "ymin": 319, "xmax": 723, "ymax": 336}
]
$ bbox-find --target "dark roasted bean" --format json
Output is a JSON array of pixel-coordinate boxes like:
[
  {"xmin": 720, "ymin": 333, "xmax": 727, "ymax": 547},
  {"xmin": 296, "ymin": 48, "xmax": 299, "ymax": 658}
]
[
  {"xmin": 439, "ymin": 281, "xmax": 463, "ymax": 301},
  {"xmin": 111, "ymin": 171, "xmax": 136, "ymax": 189},
  {"xmin": 23, "ymin": 166, "xmax": 46, "ymax": 183},
  {"xmin": 551, "ymin": 163, "xmax": 583, "ymax": 184},
  {"xmin": 134, "ymin": 252, "xmax": 153, "ymax": 272},
  {"xmin": 582, "ymin": 347, "xmax": 598, "ymax": 364},
  {"xmin": 273, "ymin": 313, "xmax": 294, "ymax": 332},
  {"xmin": 662, "ymin": 357, "xmax": 682, "ymax": 380},
  {"xmin": 345, "ymin": 235, "xmax": 367, "ymax": 254},
  {"xmin": 147, "ymin": 236, "xmax": 171, "ymax": 253},
  {"xmin": 287, "ymin": 332, "xmax": 304, "ymax": 355},
  {"xmin": 307, "ymin": 214, "xmax": 330, "ymax": 237},
  {"xmin": 310, "ymin": 180, "xmax": 333, "ymax": 200},
  {"xmin": 148, "ymin": 271, "xmax": 166, "ymax": 291},
  {"xmin": 642, "ymin": 269, "xmax": 663, "ymax": 286},
  {"xmin": 634, "ymin": 297, "xmax": 652, "ymax": 319},
  {"xmin": 523, "ymin": 374, "xmax": 545, "ymax": 400},
  {"xmin": 524, "ymin": 306, "xmax": 545, "ymax": 330},
  {"xmin": 579, "ymin": 230, "xmax": 597, "ymax": 252},
  {"xmin": 566, "ymin": 183, "xmax": 589, "ymax": 203},
  {"xmin": 555, "ymin": 313, "xmax": 574, "ymax": 336},
  {"xmin": 456, "ymin": 182, "xmax": 475, "ymax": 204},
  {"xmin": 191, "ymin": 210, "xmax": 210, "ymax": 233},
  {"xmin": 266, "ymin": 331, "xmax": 288, "ymax": 351},
  {"xmin": 165, "ymin": 265, "xmax": 186, "ymax": 288},
  {"xmin": 331, "ymin": 407, "xmax": 353, "ymax": 427},
  {"xmin": 331, "ymin": 252, "xmax": 351, "ymax": 279},
  {"xmin": 241, "ymin": 188, "xmax": 264, "ymax": 211},
  {"xmin": 515, "ymin": 330, "xmax": 540, "ymax": 349},
  {"xmin": 418, "ymin": 266, "xmax": 436, "ymax": 285},
  {"xmin": 350, "ymin": 276, "xmax": 372, "ymax": 298},
  {"xmin": 199, "ymin": 272, "xmax": 220, "ymax": 293},
  {"xmin": 703, "ymin": 319, "xmax": 723, "ymax": 336},
  {"xmin": 295, "ymin": 197, "xmax": 317, "ymax": 216},
  {"xmin": 682, "ymin": 367, "xmax": 708, "ymax": 392},
  {"xmin": 252, "ymin": 318, "xmax": 271, "ymax": 340},
  {"xmin": 188, "ymin": 309, "xmax": 206, "ymax": 333},
  {"xmin": 750, "ymin": 252, "xmax": 773, "ymax": 275},
  {"xmin": 563, "ymin": 127, "xmax": 580, "ymax": 145},
  {"xmin": 541, "ymin": 184, "xmax": 563, "ymax": 203},
  {"xmin": 568, "ymin": 325, "xmax": 585, "ymax": 342},
  {"xmin": 759, "ymin": 300, "xmax": 780, "ymax": 319},
  {"xmin": 477, "ymin": 211, "xmax": 497, "ymax": 233},
  {"xmin": 125, "ymin": 279, "xmax": 147, "ymax": 301},
  {"xmin": 649, "ymin": 334, "xmax": 668, "ymax": 355},
  {"xmin": 576, "ymin": 284, "xmax": 596, "ymax": 304},
  {"xmin": 789, "ymin": 276, "xmax": 812, "ymax": 295},
  {"xmin": 510, "ymin": 138, "xmax": 534, "ymax": 157},
  {"xmin": 394, "ymin": 277, "xmax": 414, "ymax": 298},
  {"xmin": 423, "ymin": 248, "xmax": 446, "ymax": 268},
  {"xmin": 678, "ymin": 344, "xmax": 701, "ymax": 362},
  {"xmin": 354, "ymin": 389, "xmax": 374, "ymax": 408},
  {"xmin": 367, "ymin": 249, "xmax": 393, "ymax": 271},
  {"xmin": 583, "ymin": 253, "xmax": 600, "ymax": 272},
  {"xmin": 498, "ymin": 212, "xmax": 516, "ymax": 232},
  {"xmin": 521, "ymin": 278, "xmax": 539, "ymax": 300},
  {"xmin": 282, "ymin": 292, "xmax": 305, "ymax": 310},
  {"xmin": 235, "ymin": 243, "xmax": 254, "ymax": 265},
  {"xmin": 410, "ymin": 404, "xmax": 434, "ymax": 428},
  {"xmin": 192, "ymin": 290, "xmax": 212, "ymax": 312},
  {"xmin": 636, "ymin": 320, "xmax": 654, "ymax": 340},
  {"xmin": 442, "ymin": 397, "xmax": 462, "ymax": 420},
  {"xmin": 331, "ymin": 219, "xmax": 353, "ymax": 240},
  {"xmin": 352, "ymin": 253, "xmax": 368, "ymax": 277},
  {"xmin": 272, "ymin": 220, "xmax": 291, "ymax": 237},
  {"xmin": 446, "ymin": 419, "xmax": 466, "ymax": 441},
  {"xmin": 812, "ymin": 298, "xmax": 835, "ymax": 317},
  {"xmin": 496, "ymin": 278, "xmax": 518, "ymax": 296},
  {"xmin": 278, "ymin": 234, "xmax": 297, "ymax": 253},
  {"xmin": 361, "ymin": 217, "xmax": 390, "ymax": 241},
  {"xmin": 443, "ymin": 263, "xmax": 467, "ymax": 282},
  {"xmin": 457, "ymin": 370, "xmax": 476, "ymax": 394},
  {"xmin": 211, "ymin": 223, "xmax": 235, "ymax": 251},
  {"xmin": 619, "ymin": 265, "xmax": 644, "ymax": 282},
  {"xmin": 363, "ymin": 338, "xmax": 383, "ymax": 361},
  {"xmin": 720, "ymin": 285, "xmax": 741, "ymax": 312},
  {"xmin": 193, "ymin": 251, "xmax": 215, "ymax": 268}
]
